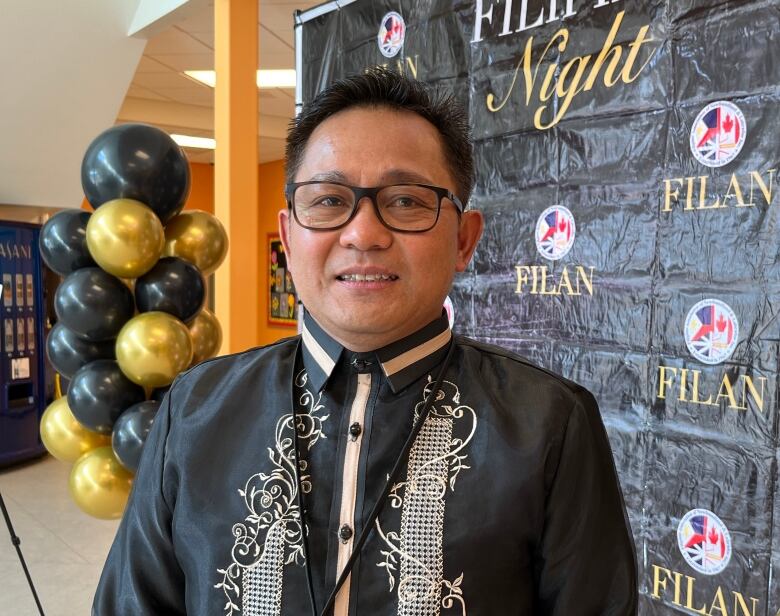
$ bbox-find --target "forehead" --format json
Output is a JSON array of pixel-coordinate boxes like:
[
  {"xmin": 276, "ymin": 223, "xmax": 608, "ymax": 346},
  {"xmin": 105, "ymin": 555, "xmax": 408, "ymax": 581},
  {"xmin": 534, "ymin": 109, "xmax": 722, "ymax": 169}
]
[{"xmin": 295, "ymin": 106, "xmax": 453, "ymax": 186}]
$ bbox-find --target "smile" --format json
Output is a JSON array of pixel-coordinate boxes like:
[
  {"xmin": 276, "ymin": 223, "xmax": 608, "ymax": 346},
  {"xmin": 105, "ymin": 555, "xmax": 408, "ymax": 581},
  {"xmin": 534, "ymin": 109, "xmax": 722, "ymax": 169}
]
[{"xmin": 336, "ymin": 274, "xmax": 398, "ymax": 282}]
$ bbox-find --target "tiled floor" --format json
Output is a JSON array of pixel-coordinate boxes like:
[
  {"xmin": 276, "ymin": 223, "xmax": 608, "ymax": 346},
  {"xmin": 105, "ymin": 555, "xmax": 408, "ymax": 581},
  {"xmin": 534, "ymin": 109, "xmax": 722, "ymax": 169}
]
[{"xmin": 0, "ymin": 455, "xmax": 119, "ymax": 616}]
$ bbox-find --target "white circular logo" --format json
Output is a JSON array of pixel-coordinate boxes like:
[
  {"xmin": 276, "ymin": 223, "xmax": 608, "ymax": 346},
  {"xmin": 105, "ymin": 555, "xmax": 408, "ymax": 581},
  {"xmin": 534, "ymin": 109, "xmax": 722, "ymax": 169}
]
[
  {"xmin": 677, "ymin": 508, "xmax": 732, "ymax": 575},
  {"xmin": 535, "ymin": 205, "xmax": 575, "ymax": 261},
  {"xmin": 378, "ymin": 12, "xmax": 405, "ymax": 58},
  {"xmin": 684, "ymin": 299, "xmax": 739, "ymax": 365},
  {"xmin": 443, "ymin": 296, "xmax": 455, "ymax": 329},
  {"xmin": 690, "ymin": 101, "xmax": 746, "ymax": 168}
]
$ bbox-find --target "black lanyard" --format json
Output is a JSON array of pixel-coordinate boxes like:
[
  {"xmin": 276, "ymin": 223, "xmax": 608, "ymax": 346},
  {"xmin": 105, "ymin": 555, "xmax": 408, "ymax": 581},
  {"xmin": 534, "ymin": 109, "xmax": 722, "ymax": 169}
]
[{"xmin": 291, "ymin": 339, "xmax": 455, "ymax": 616}]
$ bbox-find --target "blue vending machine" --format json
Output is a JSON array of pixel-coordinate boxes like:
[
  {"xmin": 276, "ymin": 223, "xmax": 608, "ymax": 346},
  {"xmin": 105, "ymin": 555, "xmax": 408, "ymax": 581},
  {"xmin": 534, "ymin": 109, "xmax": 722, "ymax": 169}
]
[{"xmin": 0, "ymin": 221, "xmax": 47, "ymax": 466}]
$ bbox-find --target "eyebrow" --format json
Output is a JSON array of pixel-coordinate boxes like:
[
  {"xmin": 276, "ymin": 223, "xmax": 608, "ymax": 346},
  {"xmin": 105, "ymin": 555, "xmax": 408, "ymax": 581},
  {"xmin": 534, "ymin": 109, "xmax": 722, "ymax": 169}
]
[
  {"xmin": 303, "ymin": 169, "xmax": 435, "ymax": 185},
  {"xmin": 307, "ymin": 171, "xmax": 348, "ymax": 182},
  {"xmin": 379, "ymin": 169, "xmax": 434, "ymax": 184}
]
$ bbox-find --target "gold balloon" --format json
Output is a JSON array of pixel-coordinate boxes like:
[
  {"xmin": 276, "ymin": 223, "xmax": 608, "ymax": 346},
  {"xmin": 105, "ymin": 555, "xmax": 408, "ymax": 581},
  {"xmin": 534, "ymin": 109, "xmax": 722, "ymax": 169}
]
[
  {"xmin": 69, "ymin": 447, "xmax": 133, "ymax": 519},
  {"xmin": 86, "ymin": 198, "xmax": 164, "ymax": 278},
  {"xmin": 40, "ymin": 396, "xmax": 110, "ymax": 463},
  {"xmin": 188, "ymin": 308, "xmax": 223, "ymax": 365},
  {"xmin": 164, "ymin": 210, "xmax": 228, "ymax": 275},
  {"xmin": 116, "ymin": 311, "xmax": 193, "ymax": 388}
]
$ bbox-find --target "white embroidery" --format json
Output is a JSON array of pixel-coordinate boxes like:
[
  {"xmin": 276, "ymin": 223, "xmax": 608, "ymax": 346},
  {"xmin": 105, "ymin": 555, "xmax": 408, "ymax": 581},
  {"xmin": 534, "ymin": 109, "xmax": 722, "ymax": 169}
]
[
  {"xmin": 241, "ymin": 521, "xmax": 286, "ymax": 614},
  {"xmin": 215, "ymin": 370, "xmax": 329, "ymax": 615},
  {"xmin": 377, "ymin": 378, "xmax": 476, "ymax": 616}
]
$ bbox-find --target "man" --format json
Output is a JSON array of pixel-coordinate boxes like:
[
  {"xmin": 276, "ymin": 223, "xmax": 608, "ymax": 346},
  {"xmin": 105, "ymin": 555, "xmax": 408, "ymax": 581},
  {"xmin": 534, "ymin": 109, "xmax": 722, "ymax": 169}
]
[{"xmin": 94, "ymin": 68, "xmax": 637, "ymax": 615}]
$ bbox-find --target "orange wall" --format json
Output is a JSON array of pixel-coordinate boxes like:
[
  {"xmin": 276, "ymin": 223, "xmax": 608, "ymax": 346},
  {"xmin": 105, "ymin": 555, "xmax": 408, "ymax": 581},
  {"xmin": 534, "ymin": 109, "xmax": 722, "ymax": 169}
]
[
  {"xmin": 186, "ymin": 162, "xmax": 215, "ymax": 214},
  {"xmin": 188, "ymin": 160, "xmax": 291, "ymax": 347},
  {"xmin": 257, "ymin": 159, "xmax": 295, "ymax": 345}
]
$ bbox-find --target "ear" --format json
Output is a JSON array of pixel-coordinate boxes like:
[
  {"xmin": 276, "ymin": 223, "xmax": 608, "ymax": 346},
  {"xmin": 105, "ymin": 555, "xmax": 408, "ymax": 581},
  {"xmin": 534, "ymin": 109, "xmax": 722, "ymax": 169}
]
[
  {"xmin": 278, "ymin": 208, "xmax": 293, "ymax": 274},
  {"xmin": 455, "ymin": 210, "xmax": 484, "ymax": 273}
]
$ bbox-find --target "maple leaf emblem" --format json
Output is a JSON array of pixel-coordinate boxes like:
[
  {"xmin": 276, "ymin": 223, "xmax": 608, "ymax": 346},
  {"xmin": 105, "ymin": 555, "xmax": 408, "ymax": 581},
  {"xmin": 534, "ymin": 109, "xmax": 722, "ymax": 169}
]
[
  {"xmin": 716, "ymin": 314, "xmax": 727, "ymax": 333},
  {"xmin": 723, "ymin": 113, "xmax": 734, "ymax": 134}
]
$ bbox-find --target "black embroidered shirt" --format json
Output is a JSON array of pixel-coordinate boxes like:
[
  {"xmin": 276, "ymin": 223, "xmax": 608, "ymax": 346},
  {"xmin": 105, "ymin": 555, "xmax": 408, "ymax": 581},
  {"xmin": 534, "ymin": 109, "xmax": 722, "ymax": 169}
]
[{"xmin": 94, "ymin": 311, "xmax": 637, "ymax": 615}]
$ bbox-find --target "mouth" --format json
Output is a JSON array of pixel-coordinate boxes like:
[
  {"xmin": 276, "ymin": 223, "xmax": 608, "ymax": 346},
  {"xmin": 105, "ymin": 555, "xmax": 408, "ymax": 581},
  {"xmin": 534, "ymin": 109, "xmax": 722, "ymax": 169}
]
[
  {"xmin": 336, "ymin": 273, "xmax": 399, "ymax": 282},
  {"xmin": 335, "ymin": 268, "xmax": 399, "ymax": 284}
]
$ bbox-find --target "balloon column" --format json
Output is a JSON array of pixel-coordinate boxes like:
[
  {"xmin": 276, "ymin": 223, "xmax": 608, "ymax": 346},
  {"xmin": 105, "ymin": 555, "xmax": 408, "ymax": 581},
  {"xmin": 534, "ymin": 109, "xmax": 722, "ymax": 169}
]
[{"xmin": 38, "ymin": 124, "xmax": 227, "ymax": 519}]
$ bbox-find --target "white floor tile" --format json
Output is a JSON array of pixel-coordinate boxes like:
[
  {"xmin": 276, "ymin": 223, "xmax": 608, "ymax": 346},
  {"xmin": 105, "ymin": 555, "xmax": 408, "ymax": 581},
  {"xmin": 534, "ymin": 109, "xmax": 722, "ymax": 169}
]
[{"xmin": 0, "ymin": 455, "xmax": 120, "ymax": 615}]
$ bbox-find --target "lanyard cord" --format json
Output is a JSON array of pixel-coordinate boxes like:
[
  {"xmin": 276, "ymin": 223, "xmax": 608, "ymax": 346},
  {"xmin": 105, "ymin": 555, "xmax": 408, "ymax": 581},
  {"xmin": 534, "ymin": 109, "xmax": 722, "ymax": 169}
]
[{"xmin": 291, "ymin": 339, "xmax": 455, "ymax": 616}]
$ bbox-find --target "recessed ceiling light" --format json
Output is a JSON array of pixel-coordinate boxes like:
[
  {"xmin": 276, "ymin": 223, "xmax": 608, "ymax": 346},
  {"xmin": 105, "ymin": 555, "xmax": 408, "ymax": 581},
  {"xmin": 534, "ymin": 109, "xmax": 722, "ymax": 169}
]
[
  {"xmin": 184, "ymin": 69, "xmax": 296, "ymax": 89},
  {"xmin": 171, "ymin": 134, "xmax": 216, "ymax": 149},
  {"xmin": 256, "ymin": 69, "xmax": 296, "ymax": 88}
]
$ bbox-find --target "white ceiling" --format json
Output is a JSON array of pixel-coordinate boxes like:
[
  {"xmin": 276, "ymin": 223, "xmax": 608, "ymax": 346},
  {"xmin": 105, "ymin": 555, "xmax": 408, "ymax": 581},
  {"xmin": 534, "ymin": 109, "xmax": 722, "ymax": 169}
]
[
  {"xmin": 119, "ymin": 0, "xmax": 323, "ymax": 164},
  {"xmin": 0, "ymin": 0, "xmax": 146, "ymax": 208},
  {"xmin": 0, "ymin": 0, "xmax": 315, "ymax": 210}
]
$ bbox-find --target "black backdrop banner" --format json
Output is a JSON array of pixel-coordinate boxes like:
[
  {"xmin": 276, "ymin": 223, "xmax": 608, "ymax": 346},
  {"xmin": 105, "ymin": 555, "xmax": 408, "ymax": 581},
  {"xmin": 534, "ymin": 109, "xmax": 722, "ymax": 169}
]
[{"xmin": 295, "ymin": 1, "xmax": 780, "ymax": 613}]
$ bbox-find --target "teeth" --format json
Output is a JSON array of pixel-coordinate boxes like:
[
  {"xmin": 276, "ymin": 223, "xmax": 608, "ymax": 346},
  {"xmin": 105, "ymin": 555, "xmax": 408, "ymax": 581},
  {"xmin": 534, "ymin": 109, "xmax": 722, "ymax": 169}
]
[{"xmin": 338, "ymin": 274, "xmax": 396, "ymax": 282}]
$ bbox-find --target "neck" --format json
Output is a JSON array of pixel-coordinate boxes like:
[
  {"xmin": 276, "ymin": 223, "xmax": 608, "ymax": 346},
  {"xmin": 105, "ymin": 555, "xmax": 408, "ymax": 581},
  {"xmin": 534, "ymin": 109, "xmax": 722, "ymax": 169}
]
[
  {"xmin": 325, "ymin": 327, "xmax": 420, "ymax": 354},
  {"xmin": 305, "ymin": 309, "xmax": 445, "ymax": 353}
]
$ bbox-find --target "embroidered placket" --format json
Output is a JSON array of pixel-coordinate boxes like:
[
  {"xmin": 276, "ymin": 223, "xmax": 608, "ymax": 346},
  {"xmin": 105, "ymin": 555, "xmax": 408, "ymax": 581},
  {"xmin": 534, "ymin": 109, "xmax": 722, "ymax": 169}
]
[
  {"xmin": 375, "ymin": 379, "xmax": 475, "ymax": 615},
  {"xmin": 334, "ymin": 372, "xmax": 372, "ymax": 616},
  {"xmin": 218, "ymin": 370, "xmax": 330, "ymax": 616},
  {"xmin": 397, "ymin": 415, "xmax": 452, "ymax": 615},
  {"xmin": 242, "ymin": 521, "xmax": 286, "ymax": 614}
]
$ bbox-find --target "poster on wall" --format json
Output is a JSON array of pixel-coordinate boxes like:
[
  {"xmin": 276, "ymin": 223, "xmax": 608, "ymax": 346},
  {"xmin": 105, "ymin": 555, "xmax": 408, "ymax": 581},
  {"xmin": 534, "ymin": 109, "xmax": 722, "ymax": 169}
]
[
  {"xmin": 296, "ymin": 0, "xmax": 780, "ymax": 613},
  {"xmin": 267, "ymin": 234, "xmax": 297, "ymax": 326}
]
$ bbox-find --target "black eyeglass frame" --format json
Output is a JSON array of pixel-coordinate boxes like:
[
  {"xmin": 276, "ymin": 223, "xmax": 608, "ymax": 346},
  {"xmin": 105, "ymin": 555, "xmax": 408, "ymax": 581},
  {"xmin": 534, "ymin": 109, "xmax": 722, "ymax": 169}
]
[{"xmin": 284, "ymin": 181, "xmax": 464, "ymax": 233}]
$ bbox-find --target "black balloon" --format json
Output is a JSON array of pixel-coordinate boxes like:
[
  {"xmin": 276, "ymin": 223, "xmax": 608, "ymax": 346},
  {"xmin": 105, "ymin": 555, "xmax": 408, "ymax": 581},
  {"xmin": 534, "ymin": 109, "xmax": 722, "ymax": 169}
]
[
  {"xmin": 54, "ymin": 268, "xmax": 134, "ymax": 341},
  {"xmin": 150, "ymin": 385, "xmax": 170, "ymax": 402},
  {"xmin": 81, "ymin": 123, "xmax": 191, "ymax": 223},
  {"xmin": 112, "ymin": 400, "xmax": 160, "ymax": 472},
  {"xmin": 135, "ymin": 257, "xmax": 205, "ymax": 323},
  {"xmin": 39, "ymin": 210, "xmax": 95, "ymax": 275},
  {"xmin": 68, "ymin": 360, "xmax": 145, "ymax": 435},
  {"xmin": 46, "ymin": 323, "xmax": 114, "ymax": 379}
]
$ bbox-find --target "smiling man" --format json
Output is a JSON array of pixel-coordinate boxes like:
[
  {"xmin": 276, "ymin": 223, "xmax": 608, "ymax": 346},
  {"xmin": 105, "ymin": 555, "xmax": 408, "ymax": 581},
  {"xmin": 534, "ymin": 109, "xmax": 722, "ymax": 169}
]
[{"xmin": 94, "ymin": 69, "xmax": 637, "ymax": 615}]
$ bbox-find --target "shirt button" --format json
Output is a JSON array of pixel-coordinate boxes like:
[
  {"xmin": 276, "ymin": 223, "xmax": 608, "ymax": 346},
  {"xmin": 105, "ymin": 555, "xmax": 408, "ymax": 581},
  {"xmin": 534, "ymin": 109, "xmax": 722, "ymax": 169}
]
[
  {"xmin": 349, "ymin": 422, "xmax": 362, "ymax": 438},
  {"xmin": 339, "ymin": 524, "xmax": 353, "ymax": 543}
]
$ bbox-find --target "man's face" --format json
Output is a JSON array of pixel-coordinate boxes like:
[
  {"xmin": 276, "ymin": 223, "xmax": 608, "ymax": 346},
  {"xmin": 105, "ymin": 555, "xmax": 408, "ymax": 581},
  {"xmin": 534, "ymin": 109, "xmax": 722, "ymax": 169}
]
[{"xmin": 279, "ymin": 106, "xmax": 482, "ymax": 351}]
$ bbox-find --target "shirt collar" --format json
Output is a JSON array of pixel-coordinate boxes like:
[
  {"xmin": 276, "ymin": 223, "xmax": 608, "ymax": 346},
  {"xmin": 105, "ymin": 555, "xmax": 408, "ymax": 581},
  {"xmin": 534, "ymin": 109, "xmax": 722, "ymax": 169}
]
[{"xmin": 301, "ymin": 309, "xmax": 452, "ymax": 394}]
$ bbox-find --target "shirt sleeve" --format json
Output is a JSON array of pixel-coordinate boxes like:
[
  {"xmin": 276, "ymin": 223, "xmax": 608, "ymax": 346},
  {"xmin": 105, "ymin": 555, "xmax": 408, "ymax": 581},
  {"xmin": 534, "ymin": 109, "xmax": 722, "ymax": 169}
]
[
  {"xmin": 92, "ymin": 386, "xmax": 186, "ymax": 615},
  {"xmin": 535, "ymin": 388, "xmax": 638, "ymax": 615}
]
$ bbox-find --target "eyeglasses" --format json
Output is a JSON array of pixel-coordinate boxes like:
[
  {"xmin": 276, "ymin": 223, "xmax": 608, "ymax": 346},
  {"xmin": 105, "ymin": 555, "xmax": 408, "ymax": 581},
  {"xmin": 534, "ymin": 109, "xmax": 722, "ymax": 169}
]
[{"xmin": 285, "ymin": 181, "xmax": 464, "ymax": 233}]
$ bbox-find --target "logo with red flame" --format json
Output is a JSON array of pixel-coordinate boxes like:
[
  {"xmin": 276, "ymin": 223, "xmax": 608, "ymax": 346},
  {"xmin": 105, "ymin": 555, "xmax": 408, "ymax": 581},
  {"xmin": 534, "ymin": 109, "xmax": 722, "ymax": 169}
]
[
  {"xmin": 535, "ymin": 205, "xmax": 576, "ymax": 261},
  {"xmin": 378, "ymin": 12, "xmax": 405, "ymax": 58},
  {"xmin": 684, "ymin": 299, "xmax": 739, "ymax": 365},
  {"xmin": 690, "ymin": 101, "xmax": 746, "ymax": 168},
  {"xmin": 677, "ymin": 508, "xmax": 732, "ymax": 575}
]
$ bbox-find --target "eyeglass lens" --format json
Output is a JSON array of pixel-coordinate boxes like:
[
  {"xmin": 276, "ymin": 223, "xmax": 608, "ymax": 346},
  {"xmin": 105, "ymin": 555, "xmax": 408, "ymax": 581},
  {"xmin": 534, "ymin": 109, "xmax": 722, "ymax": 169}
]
[{"xmin": 293, "ymin": 183, "xmax": 440, "ymax": 231}]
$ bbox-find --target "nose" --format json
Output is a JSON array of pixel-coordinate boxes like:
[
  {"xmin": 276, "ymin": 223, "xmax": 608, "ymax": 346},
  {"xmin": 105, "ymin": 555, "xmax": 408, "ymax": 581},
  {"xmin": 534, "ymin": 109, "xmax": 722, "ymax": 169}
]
[{"xmin": 338, "ymin": 196, "xmax": 393, "ymax": 250}]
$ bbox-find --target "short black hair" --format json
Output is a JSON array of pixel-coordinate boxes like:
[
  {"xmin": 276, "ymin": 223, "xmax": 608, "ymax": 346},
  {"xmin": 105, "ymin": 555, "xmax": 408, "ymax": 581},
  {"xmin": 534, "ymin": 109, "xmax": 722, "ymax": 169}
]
[{"xmin": 285, "ymin": 67, "xmax": 475, "ymax": 206}]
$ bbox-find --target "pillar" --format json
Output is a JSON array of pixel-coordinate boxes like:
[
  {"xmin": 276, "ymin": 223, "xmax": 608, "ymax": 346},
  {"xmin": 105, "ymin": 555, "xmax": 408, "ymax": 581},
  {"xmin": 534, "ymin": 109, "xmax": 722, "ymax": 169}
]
[{"xmin": 214, "ymin": 0, "xmax": 259, "ymax": 353}]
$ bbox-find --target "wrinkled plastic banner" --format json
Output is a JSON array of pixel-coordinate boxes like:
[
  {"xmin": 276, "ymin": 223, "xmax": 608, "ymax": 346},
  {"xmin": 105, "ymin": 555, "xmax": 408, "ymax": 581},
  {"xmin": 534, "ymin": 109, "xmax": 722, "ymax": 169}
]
[{"xmin": 296, "ymin": 0, "xmax": 780, "ymax": 612}]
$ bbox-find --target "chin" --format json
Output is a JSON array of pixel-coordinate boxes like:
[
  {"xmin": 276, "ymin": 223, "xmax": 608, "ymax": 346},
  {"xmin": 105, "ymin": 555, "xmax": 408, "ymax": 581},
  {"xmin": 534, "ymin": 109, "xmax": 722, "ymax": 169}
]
[
  {"xmin": 339, "ymin": 313, "xmax": 392, "ymax": 332},
  {"xmin": 341, "ymin": 310, "xmax": 406, "ymax": 333}
]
